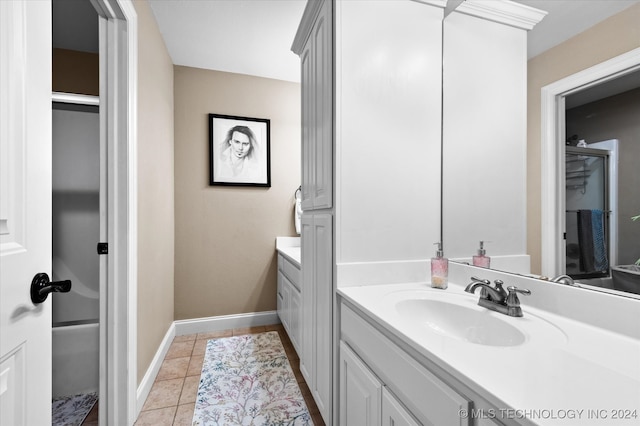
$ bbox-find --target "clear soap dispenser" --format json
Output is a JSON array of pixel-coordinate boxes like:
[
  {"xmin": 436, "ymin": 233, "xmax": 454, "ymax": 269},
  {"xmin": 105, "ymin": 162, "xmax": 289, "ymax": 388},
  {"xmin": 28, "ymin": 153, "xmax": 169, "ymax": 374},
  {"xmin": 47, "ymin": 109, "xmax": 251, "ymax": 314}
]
[
  {"xmin": 431, "ymin": 242, "xmax": 448, "ymax": 289},
  {"xmin": 473, "ymin": 240, "xmax": 491, "ymax": 268}
]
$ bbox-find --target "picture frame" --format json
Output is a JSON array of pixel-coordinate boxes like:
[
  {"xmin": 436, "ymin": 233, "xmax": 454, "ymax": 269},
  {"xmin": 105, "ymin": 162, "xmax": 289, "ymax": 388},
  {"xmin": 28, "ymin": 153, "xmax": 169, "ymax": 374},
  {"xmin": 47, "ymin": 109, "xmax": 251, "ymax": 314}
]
[{"xmin": 209, "ymin": 113, "xmax": 271, "ymax": 187}]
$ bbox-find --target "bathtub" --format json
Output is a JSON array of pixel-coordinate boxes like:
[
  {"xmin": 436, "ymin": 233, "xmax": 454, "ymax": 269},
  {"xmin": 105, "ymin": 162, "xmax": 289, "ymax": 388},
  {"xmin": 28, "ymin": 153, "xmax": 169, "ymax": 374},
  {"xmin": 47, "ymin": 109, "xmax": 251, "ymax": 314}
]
[
  {"xmin": 52, "ymin": 322, "xmax": 99, "ymax": 398},
  {"xmin": 612, "ymin": 264, "xmax": 640, "ymax": 295}
]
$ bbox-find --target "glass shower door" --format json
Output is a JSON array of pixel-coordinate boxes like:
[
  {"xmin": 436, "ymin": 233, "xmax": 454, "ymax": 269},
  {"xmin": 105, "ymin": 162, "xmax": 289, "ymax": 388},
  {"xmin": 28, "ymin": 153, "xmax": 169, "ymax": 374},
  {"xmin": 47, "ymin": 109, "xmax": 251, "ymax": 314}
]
[{"xmin": 565, "ymin": 146, "xmax": 610, "ymax": 279}]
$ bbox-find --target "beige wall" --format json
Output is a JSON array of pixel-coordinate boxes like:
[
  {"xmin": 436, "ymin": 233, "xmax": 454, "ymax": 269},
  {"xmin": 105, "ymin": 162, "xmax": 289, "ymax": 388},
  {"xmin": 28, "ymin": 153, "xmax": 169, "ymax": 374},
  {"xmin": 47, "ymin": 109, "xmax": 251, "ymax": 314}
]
[
  {"xmin": 174, "ymin": 66, "xmax": 300, "ymax": 320},
  {"xmin": 133, "ymin": 0, "xmax": 175, "ymax": 384},
  {"xmin": 527, "ymin": 3, "xmax": 640, "ymax": 274}
]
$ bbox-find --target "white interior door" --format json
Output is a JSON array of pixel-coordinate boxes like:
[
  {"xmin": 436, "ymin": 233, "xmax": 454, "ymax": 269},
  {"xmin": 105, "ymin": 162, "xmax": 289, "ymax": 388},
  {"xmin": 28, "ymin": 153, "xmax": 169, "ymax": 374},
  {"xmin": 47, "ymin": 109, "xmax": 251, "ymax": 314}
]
[{"xmin": 0, "ymin": 1, "xmax": 53, "ymax": 425}]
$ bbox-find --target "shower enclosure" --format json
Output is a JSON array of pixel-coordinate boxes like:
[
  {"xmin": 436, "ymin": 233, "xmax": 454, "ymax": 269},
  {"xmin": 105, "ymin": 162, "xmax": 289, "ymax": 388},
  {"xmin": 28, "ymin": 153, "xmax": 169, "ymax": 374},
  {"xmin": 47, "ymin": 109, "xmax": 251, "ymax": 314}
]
[
  {"xmin": 52, "ymin": 98, "xmax": 100, "ymax": 399},
  {"xmin": 565, "ymin": 140, "xmax": 620, "ymax": 290}
]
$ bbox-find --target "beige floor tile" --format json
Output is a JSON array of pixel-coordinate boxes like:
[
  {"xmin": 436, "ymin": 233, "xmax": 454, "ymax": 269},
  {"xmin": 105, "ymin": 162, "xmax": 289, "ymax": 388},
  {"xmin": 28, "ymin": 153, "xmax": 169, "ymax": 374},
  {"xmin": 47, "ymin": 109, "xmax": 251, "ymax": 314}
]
[
  {"xmin": 142, "ymin": 378, "xmax": 184, "ymax": 411},
  {"xmin": 196, "ymin": 329, "xmax": 232, "ymax": 340},
  {"xmin": 192, "ymin": 338, "xmax": 215, "ymax": 356},
  {"xmin": 187, "ymin": 353, "xmax": 205, "ymax": 377},
  {"xmin": 172, "ymin": 333, "xmax": 197, "ymax": 343},
  {"xmin": 134, "ymin": 325, "xmax": 322, "ymax": 425},
  {"xmin": 135, "ymin": 406, "xmax": 176, "ymax": 426},
  {"xmin": 173, "ymin": 403, "xmax": 195, "ymax": 426},
  {"xmin": 233, "ymin": 325, "xmax": 266, "ymax": 336},
  {"xmin": 156, "ymin": 357, "xmax": 190, "ymax": 381},
  {"xmin": 179, "ymin": 375, "xmax": 200, "ymax": 405},
  {"xmin": 165, "ymin": 340, "xmax": 195, "ymax": 359}
]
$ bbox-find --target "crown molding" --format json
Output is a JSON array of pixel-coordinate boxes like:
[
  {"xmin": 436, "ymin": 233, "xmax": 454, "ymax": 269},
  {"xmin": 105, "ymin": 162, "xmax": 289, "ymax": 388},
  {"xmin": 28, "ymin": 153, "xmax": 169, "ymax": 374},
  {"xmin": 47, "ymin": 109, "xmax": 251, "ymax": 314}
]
[{"xmin": 454, "ymin": 0, "xmax": 547, "ymax": 30}]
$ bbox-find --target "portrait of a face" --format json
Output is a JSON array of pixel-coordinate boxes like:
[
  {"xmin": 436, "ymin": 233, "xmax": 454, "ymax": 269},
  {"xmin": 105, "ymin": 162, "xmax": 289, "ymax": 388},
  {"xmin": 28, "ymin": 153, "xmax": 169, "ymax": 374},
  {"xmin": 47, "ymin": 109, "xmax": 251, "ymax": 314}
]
[{"xmin": 209, "ymin": 114, "xmax": 271, "ymax": 187}]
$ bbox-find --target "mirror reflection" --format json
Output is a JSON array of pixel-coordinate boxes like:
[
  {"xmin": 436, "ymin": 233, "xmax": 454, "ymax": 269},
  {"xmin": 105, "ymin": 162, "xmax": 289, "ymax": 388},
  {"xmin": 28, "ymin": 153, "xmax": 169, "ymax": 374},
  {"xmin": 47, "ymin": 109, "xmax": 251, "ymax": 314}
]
[
  {"xmin": 442, "ymin": 0, "xmax": 640, "ymax": 299},
  {"xmin": 562, "ymin": 70, "xmax": 640, "ymax": 296}
]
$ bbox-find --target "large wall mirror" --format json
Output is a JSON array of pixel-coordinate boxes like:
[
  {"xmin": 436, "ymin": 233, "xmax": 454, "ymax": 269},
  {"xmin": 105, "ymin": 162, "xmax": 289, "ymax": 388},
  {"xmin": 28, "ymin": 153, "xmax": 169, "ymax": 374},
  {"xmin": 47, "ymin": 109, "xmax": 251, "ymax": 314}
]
[{"xmin": 441, "ymin": 0, "xmax": 640, "ymax": 299}]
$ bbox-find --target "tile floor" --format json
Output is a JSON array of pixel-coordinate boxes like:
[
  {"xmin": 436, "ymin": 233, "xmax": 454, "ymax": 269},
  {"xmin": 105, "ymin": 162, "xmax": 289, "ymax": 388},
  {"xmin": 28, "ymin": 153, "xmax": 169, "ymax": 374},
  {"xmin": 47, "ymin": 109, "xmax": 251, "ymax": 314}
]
[{"xmin": 130, "ymin": 324, "xmax": 325, "ymax": 426}]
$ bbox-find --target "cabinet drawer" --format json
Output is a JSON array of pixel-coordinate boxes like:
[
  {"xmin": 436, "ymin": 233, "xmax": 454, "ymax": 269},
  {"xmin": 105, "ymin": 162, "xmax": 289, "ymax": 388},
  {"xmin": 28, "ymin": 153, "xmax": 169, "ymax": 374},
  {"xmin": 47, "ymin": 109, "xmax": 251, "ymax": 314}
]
[
  {"xmin": 282, "ymin": 257, "xmax": 301, "ymax": 291},
  {"xmin": 341, "ymin": 302, "xmax": 471, "ymax": 426}
]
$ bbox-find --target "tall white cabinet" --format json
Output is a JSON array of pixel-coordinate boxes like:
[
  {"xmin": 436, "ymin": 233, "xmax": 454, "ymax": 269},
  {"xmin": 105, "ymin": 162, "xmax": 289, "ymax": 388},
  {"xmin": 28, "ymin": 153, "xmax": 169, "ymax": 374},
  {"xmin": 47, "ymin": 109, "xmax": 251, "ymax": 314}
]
[
  {"xmin": 294, "ymin": 0, "xmax": 334, "ymax": 423},
  {"xmin": 293, "ymin": 0, "xmax": 446, "ymax": 423}
]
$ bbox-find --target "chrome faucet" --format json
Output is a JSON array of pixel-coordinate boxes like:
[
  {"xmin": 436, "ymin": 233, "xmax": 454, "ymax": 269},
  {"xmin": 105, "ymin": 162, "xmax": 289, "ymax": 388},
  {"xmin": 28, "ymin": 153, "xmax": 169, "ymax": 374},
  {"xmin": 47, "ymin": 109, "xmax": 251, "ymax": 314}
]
[
  {"xmin": 551, "ymin": 274, "xmax": 576, "ymax": 286},
  {"xmin": 464, "ymin": 276, "xmax": 531, "ymax": 317}
]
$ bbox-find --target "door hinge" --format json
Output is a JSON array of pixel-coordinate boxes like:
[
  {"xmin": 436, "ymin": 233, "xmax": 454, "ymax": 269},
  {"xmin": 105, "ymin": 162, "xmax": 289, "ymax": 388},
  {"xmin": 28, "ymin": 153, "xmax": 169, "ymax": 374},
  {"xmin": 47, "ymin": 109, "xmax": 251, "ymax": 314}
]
[
  {"xmin": 97, "ymin": 242, "xmax": 109, "ymax": 255},
  {"xmin": 563, "ymin": 232, "xmax": 567, "ymax": 240}
]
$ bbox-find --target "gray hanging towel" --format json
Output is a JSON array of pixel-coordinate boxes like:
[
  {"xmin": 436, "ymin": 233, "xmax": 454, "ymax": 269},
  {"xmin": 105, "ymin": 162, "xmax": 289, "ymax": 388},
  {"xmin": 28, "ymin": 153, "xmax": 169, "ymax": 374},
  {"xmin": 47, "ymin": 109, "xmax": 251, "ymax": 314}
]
[
  {"xmin": 577, "ymin": 210, "xmax": 595, "ymax": 272},
  {"xmin": 591, "ymin": 209, "xmax": 609, "ymax": 271}
]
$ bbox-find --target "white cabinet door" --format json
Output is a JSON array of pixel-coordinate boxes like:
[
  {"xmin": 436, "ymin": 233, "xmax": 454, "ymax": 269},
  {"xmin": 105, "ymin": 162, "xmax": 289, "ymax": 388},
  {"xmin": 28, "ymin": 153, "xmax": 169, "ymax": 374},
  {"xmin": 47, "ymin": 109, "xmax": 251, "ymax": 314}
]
[
  {"xmin": 289, "ymin": 287, "xmax": 302, "ymax": 355},
  {"xmin": 300, "ymin": 215, "xmax": 314, "ymax": 384},
  {"xmin": 312, "ymin": 213, "xmax": 333, "ymax": 421},
  {"xmin": 382, "ymin": 388, "xmax": 420, "ymax": 426},
  {"xmin": 300, "ymin": 40, "xmax": 314, "ymax": 211},
  {"xmin": 0, "ymin": 1, "xmax": 52, "ymax": 425},
  {"xmin": 339, "ymin": 341, "xmax": 382, "ymax": 426},
  {"xmin": 300, "ymin": 0, "xmax": 332, "ymax": 211},
  {"xmin": 301, "ymin": 213, "xmax": 333, "ymax": 423}
]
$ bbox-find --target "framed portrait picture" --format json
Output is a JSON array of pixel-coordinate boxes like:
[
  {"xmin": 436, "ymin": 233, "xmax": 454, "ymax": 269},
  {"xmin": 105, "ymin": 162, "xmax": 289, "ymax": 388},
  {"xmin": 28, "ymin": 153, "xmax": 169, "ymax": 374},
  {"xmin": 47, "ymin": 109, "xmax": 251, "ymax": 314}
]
[{"xmin": 209, "ymin": 113, "xmax": 271, "ymax": 187}]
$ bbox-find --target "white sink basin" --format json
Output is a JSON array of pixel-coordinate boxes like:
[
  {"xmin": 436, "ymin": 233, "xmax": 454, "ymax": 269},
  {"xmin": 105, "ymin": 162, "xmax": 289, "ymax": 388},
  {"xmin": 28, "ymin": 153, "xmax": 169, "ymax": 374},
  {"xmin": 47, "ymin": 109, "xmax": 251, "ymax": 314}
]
[
  {"xmin": 396, "ymin": 298, "xmax": 526, "ymax": 346},
  {"xmin": 387, "ymin": 289, "xmax": 568, "ymax": 348}
]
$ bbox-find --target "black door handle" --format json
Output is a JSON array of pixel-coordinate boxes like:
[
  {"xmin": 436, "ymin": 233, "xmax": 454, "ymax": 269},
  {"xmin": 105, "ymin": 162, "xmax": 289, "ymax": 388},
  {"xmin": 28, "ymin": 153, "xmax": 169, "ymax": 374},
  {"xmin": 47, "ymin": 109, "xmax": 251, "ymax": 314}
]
[{"xmin": 30, "ymin": 272, "xmax": 72, "ymax": 304}]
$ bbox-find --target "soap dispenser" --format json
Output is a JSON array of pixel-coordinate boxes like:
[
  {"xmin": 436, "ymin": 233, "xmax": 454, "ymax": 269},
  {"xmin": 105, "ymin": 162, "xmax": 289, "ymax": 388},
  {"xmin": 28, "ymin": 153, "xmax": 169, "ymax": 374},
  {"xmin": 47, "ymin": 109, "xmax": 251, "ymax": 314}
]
[
  {"xmin": 431, "ymin": 242, "xmax": 448, "ymax": 289},
  {"xmin": 473, "ymin": 241, "xmax": 491, "ymax": 268}
]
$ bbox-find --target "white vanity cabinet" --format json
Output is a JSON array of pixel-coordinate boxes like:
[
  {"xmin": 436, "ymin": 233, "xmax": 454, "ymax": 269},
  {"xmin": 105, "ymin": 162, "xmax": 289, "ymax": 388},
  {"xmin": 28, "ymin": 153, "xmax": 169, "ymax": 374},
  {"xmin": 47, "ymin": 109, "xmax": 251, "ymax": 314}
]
[
  {"xmin": 340, "ymin": 340, "xmax": 421, "ymax": 426},
  {"xmin": 340, "ymin": 301, "xmax": 473, "ymax": 426},
  {"xmin": 339, "ymin": 341, "xmax": 382, "ymax": 426},
  {"xmin": 381, "ymin": 388, "xmax": 421, "ymax": 426},
  {"xmin": 277, "ymin": 253, "xmax": 302, "ymax": 355}
]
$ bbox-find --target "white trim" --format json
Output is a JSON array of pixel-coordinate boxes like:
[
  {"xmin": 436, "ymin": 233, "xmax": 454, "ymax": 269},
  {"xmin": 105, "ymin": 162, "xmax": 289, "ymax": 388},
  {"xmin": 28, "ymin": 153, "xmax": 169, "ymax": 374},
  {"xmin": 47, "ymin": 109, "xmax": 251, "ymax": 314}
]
[
  {"xmin": 540, "ymin": 47, "xmax": 640, "ymax": 277},
  {"xmin": 136, "ymin": 323, "xmax": 176, "ymax": 418},
  {"xmin": 454, "ymin": 0, "xmax": 547, "ymax": 30},
  {"xmin": 93, "ymin": 0, "xmax": 138, "ymax": 424},
  {"xmin": 136, "ymin": 312, "xmax": 281, "ymax": 417},
  {"xmin": 174, "ymin": 311, "xmax": 280, "ymax": 336}
]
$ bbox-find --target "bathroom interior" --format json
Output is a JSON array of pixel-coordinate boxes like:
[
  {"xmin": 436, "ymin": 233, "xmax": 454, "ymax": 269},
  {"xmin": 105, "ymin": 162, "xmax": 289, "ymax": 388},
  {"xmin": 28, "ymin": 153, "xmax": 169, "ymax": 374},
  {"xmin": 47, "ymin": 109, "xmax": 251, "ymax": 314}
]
[{"xmin": 45, "ymin": 0, "xmax": 640, "ymax": 425}]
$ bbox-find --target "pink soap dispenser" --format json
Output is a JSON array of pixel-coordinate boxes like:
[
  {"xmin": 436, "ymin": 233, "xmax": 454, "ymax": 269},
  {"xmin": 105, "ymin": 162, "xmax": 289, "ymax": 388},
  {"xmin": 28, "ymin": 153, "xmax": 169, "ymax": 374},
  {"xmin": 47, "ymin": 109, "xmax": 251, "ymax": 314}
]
[
  {"xmin": 472, "ymin": 241, "xmax": 491, "ymax": 268},
  {"xmin": 431, "ymin": 242, "xmax": 448, "ymax": 289}
]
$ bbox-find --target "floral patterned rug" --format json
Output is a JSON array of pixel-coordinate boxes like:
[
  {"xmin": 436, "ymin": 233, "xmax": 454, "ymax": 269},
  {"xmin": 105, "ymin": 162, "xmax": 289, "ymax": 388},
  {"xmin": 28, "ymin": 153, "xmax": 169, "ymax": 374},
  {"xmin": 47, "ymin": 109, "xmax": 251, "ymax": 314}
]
[
  {"xmin": 192, "ymin": 331, "xmax": 313, "ymax": 425},
  {"xmin": 52, "ymin": 391, "xmax": 97, "ymax": 426}
]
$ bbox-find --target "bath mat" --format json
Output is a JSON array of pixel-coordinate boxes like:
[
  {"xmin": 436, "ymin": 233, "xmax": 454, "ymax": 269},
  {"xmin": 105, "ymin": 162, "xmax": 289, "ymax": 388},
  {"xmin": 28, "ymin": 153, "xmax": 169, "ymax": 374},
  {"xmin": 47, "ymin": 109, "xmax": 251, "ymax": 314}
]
[
  {"xmin": 193, "ymin": 331, "xmax": 313, "ymax": 425},
  {"xmin": 52, "ymin": 391, "xmax": 97, "ymax": 426}
]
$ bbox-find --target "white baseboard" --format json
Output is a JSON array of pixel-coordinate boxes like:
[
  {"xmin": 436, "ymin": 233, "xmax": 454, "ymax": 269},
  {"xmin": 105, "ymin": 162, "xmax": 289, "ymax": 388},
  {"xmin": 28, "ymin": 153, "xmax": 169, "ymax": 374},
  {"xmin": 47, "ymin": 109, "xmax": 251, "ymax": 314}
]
[
  {"xmin": 173, "ymin": 310, "xmax": 280, "ymax": 336},
  {"xmin": 136, "ymin": 310, "xmax": 280, "ymax": 417},
  {"xmin": 136, "ymin": 322, "xmax": 176, "ymax": 418}
]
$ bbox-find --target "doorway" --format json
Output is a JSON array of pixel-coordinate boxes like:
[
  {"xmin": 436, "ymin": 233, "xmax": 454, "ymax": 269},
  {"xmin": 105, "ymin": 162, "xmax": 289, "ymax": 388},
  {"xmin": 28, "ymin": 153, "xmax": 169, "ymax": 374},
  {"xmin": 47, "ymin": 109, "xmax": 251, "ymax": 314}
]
[
  {"xmin": 51, "ymin": 96, "xmax": 101, "ymax": 423},
  {"xmin": 52, "ymin": 0, "xmax": 139, "ymax": 424},
  {"xmin": 541, "ymin": 47, "xmax": 640, "ymax": 296}
]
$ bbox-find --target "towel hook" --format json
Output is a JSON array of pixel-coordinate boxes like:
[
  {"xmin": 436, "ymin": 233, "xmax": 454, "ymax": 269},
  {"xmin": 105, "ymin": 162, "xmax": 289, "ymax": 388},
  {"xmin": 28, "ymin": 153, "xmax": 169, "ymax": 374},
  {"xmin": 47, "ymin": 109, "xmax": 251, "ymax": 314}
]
[{"xmin": 294, "ymin": 185, "xmax": 301, "ymax": 199}]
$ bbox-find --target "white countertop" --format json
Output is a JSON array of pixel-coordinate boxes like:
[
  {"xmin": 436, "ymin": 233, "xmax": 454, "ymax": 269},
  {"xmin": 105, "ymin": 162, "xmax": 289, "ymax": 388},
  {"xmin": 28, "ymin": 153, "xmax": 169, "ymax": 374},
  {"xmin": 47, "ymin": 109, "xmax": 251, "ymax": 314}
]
[
  {"xmin": 275, "ymin": 237, "xmax": 301, "ymax": 266},
  {"xmin": 338, "ymin": 282, "xmax": 640, "ymax": 426}
]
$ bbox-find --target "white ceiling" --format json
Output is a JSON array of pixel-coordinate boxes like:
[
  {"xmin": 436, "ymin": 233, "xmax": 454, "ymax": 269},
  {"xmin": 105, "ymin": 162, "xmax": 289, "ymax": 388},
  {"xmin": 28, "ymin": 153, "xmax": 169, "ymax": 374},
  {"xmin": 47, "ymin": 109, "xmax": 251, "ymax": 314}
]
[
  {"xmin": 145, "ymin": 0, "xmax": 640, "ymax": 83},
  {"xmin": 52, "ymin": 0, "xmax": 640, "ymax": 102},
  {"xmin": 147, "ymin": 0, "xmax": 307, "ymax": 83}
]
